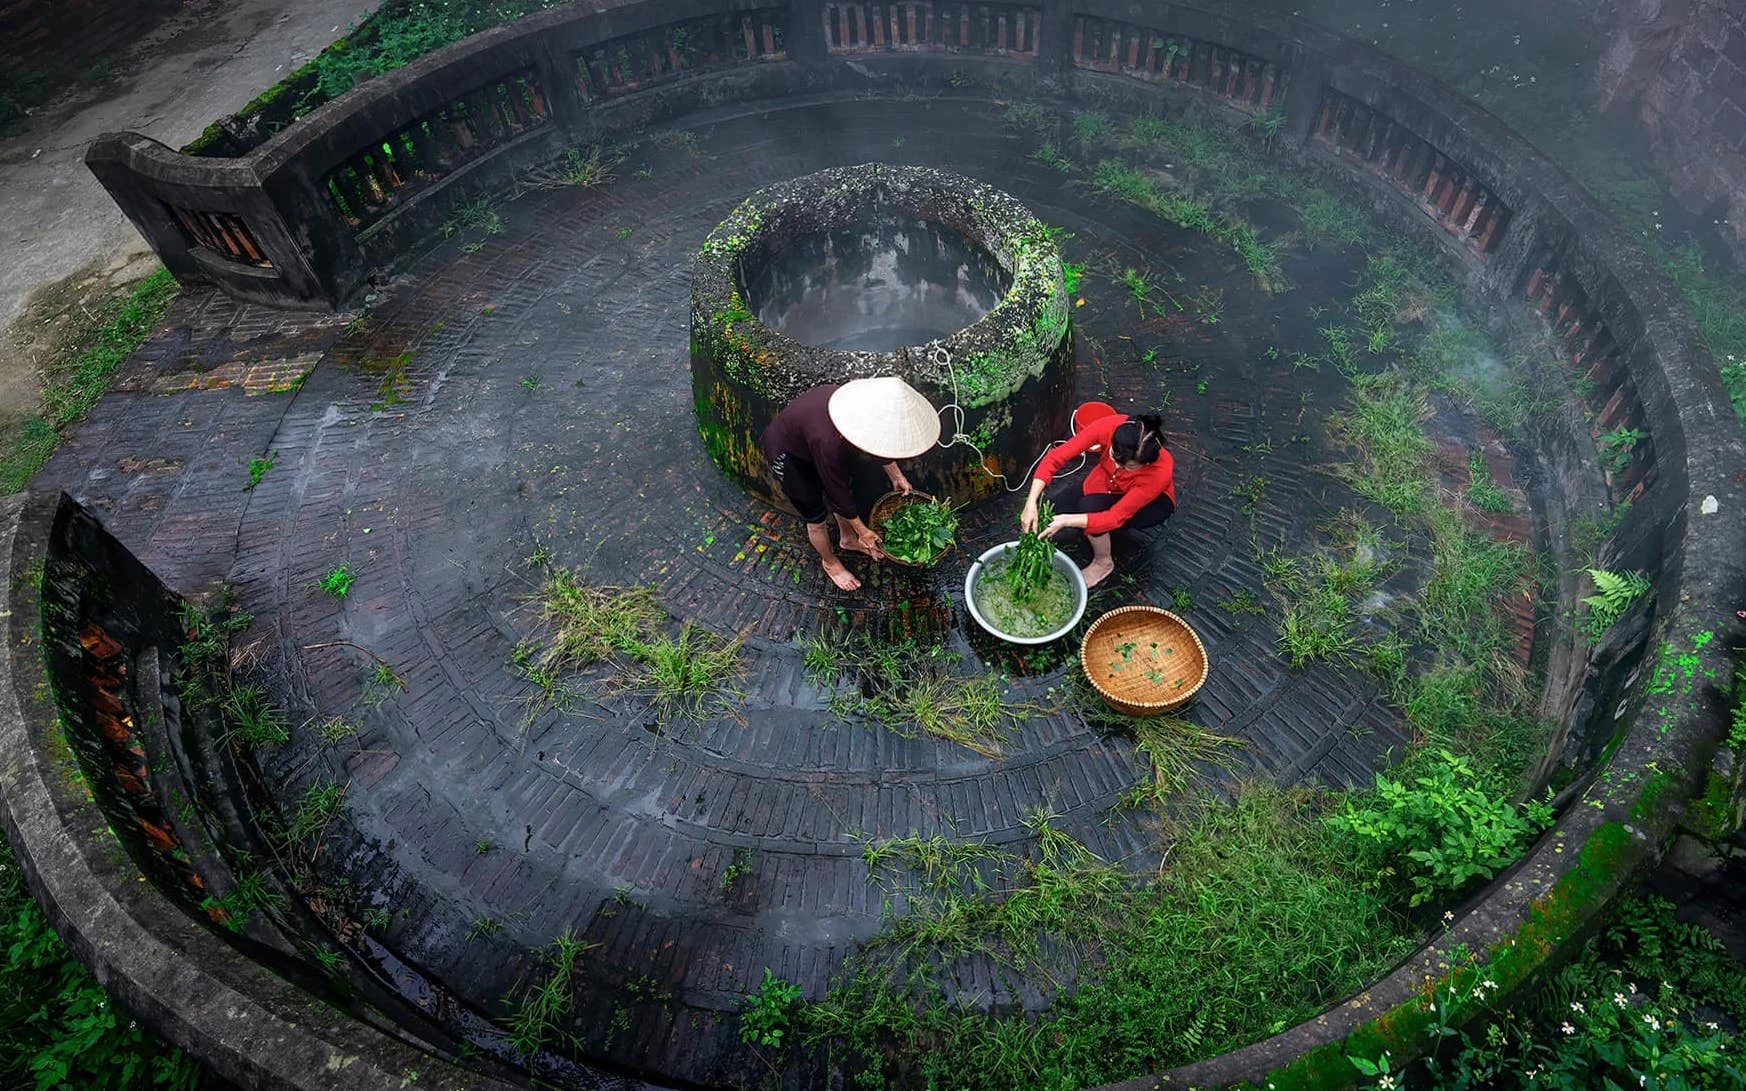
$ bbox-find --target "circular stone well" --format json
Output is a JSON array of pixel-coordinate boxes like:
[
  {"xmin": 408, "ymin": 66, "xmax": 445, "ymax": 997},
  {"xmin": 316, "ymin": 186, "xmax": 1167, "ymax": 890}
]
[{"xmin": 690, "ymin": 164, "xmax": 1073, "ymax": 510}]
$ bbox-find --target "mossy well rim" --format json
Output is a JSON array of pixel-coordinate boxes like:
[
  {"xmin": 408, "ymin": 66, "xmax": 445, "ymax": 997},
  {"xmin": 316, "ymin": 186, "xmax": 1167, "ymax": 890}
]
[{"xmin": 690, "ymin": 163, "xmax": 1071, "ymax": 409}]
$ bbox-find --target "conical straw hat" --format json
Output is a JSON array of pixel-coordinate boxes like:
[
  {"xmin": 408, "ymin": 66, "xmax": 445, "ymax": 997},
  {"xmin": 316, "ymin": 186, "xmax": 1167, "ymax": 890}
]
[{"xmin": 828, "ymin": 377, "xmax": 941, "ymax": 460}]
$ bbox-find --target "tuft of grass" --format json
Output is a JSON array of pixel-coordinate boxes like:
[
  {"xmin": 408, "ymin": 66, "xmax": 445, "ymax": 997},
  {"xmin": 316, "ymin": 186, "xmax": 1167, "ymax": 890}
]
[
  {"xmin": 1118, "ymin": 716, "xmax": 1244, "ymax": 807},
  {"xmin": 0, "ymin": 268, "xmax": 179, "ymax": 493},
  {"xmin": 621, "ymin": 622, "xmax": 744, "ymax": 716},
  {"xmin": 505, "ymin": 928, "xmax": 592, "ymax": 1059},
  {"xmin": 525, "ymin": 566, "xmax": 663, "ymax": 675},
  {"xmin": 284, "ymin": 779, "xmax": 345, "ymax": 851},
  {"xmin": 1264, "ymin": 514, "xmax": 1392, "ymax": 671},
  {"xmin": 316, "ymin": 716, "xmax": 358, "ymax": 746},
  {"xmin": 809, "ymin": 634, "xmax": 1030, "ymax": 758},
  {"xmin": 442, "ymin": 196, "xmax": 502, "ymax": 239},
  {"xmin": 363, "ymin": 660, "xmax": 405, "ymax": 707},
  {"xmin": 1466, "ymin": 450, "xmax": 1513, "ymax": 513},
  {"xmin": 222, "ymin": 685, "xmax": 290, "ymax": 747},
  {"xmin": 200, "ymin": 870, "xmax": 287, "ymax": 933},
  {"xmin": 1330, "ymin": 370, "xmax": 1433, "ymax": 518}
]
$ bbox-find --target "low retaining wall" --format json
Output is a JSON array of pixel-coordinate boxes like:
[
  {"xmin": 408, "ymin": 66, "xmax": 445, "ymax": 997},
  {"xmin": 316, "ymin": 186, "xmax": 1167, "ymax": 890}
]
[
  {"xmin": 0, "ymin": 492, "xmax": 537, "ymax": 1091},
  {"xmin": 62, "ymin": 0, "xmax": 1746, "ymax": 1087}
]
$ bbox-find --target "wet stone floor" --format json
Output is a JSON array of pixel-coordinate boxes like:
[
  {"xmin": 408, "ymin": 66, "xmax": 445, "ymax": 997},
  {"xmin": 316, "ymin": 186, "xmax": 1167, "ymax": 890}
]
[{"xmin": 43, "ymin": 98, "xmax": 1537, "ymax": 1086}]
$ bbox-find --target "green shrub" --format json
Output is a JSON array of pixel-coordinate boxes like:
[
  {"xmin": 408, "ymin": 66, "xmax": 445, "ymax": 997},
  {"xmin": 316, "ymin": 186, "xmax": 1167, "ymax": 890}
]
[
  {"xmin": 1330, "ymin": 749, "xmax": 1552, "ymax": 906},
  {"xmin": 2, "ymin": 839, "xmax": 203, "ymax": 1088}
]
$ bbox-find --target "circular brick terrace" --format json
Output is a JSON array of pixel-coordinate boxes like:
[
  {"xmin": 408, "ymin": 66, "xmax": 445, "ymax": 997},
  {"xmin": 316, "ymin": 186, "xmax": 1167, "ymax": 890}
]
[{"xmin": 49, "ymin": 97, "xmax": 1545, "ymax": 1086}]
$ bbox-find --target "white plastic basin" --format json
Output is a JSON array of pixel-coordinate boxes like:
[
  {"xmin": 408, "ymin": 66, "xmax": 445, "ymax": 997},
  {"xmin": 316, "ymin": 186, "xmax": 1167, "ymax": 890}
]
[{"xmin": 963, "ymin": 541, "xmax": 1089, "ymax": 645}]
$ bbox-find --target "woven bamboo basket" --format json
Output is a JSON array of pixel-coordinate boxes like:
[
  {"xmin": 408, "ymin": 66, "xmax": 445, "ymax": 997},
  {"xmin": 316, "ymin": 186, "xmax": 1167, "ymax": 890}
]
[
  {"xmin": 1080, "ymin": 606, "xmax": 1208, "ymax": 716},
  {"xmin": 869, "ymin": 491, "xmax": 949, "ymax": 568}
]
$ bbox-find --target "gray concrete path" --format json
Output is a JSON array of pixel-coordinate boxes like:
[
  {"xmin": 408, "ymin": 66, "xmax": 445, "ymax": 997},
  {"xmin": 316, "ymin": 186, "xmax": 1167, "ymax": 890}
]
[{"xmin": 0, "ymin": 0, "xmax": 372, "ymax": 419}]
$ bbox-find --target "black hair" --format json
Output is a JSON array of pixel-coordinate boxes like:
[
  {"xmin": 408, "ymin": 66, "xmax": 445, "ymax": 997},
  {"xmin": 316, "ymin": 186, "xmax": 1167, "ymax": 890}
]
[{"xmin": 1110, "ymin": 413, "xmax": 1166, "ymax": 466}]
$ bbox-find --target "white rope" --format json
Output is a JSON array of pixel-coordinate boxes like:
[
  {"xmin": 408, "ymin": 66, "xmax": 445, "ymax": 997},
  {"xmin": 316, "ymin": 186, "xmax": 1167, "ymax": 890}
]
[{"xmin": 924, "ymin": 343, "xmax": 1085, "ymax": 492}]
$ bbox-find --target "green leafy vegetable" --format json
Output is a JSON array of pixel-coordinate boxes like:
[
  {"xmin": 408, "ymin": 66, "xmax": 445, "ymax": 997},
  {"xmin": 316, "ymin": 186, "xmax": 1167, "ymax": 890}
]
[
  {"xmin": 1007, "ymin": 499, "xmax": 1057, "ymax": 601},
  {"xmin": 881, "ymin": 499, "xmax": 959, "ymax": 566}
]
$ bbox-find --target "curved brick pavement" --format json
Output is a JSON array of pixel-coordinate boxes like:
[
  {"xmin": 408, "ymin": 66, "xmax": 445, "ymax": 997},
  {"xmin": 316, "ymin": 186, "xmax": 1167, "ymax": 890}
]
[{"xmin": 42, "ymin": 97, "xmax": 1532, "ymax": 1086}]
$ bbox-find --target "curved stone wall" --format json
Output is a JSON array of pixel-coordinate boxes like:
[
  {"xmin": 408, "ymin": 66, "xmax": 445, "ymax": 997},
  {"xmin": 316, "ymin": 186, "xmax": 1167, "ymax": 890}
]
[
  {"xmin": 45, "ymin": 0, "xmax": 1746, "ymax": 1088},
  {"xmin": 690, "ymin": 164, "xmax": 1073, "ymax": 508}
]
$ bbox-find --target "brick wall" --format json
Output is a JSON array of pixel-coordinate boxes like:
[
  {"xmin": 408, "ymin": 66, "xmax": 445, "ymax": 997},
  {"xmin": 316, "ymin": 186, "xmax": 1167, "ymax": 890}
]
[{"xmin": 1600, "ymin": 0, "xmax": 1746, "ymax": 266}]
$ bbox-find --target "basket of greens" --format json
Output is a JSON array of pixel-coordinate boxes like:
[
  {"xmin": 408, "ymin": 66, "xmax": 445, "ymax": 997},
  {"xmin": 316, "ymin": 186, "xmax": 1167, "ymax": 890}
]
[
  {"xmin": 964, "ymin": 501, "xmax": 1088, "ymax": 644},
  {"xmin": 871, "ymin": 492, "xmax": 958, "ymax": 568}
]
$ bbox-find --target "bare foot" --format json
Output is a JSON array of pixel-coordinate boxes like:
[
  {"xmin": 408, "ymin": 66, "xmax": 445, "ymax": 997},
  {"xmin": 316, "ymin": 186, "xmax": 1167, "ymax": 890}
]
[
  {"xmin": 839, "ymin": 539, "xmax": 885, "ymax": 561},
  {"xmin": 1082, "ymin": 557, "xmax": 1116, "ymax": 588},
  {"xmin": 823, "ymin": 559, "xmax": 862, "ymax": 591}
]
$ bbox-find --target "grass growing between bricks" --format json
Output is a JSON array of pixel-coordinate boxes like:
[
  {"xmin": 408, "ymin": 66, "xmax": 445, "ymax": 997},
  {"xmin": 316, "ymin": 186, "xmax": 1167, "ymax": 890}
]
[{"xmin": 0, "ymin": 267, "xmax": 177, "ymax": 493}]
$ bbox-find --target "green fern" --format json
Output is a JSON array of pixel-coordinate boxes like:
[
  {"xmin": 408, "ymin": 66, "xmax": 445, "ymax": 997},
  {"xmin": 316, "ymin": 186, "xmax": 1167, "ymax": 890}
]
[{"xmin": 1581, "ymin": 567, "xmax": 1651, "ymax": 638}]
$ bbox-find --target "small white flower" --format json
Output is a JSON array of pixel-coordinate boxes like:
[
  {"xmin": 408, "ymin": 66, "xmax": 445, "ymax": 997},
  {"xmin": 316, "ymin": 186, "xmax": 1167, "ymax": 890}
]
[
  {"xmin": 1644, "ymin": 1015, "xmax": 1661, "ymax": 1031},
  {"xmin": 1630, "ymin": 982, "xmax": 1639, "ymax": 994},
  {"xmin": 1570, "ymin": 1001, "xmax": 1584, "ymax": 1013},
  {"xmin": 1442, "ymin": 910, "xmax": 1455, "ymax": 924},
  {"xmin": 1707, "ymin": 1021, "xmax": 1721, "ymax": 1031},
  {"xmin": 1562, "ymin": 1021, "xmax": 1576, "ymax": 1035},
  {"xmin": 1615, "ymin": 992, "xmax": 1628, "ymax": 1007},
  {"xmin": 1379, "ymin": 1078, "xmax": 1396, "ymax": 1090}
]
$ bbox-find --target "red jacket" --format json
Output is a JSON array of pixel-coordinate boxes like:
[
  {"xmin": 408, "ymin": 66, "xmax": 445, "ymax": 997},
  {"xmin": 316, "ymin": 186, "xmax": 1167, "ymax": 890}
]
[{"xmin": 1034, "ymin": 413, "xmax": 1176, "ymax": 536}]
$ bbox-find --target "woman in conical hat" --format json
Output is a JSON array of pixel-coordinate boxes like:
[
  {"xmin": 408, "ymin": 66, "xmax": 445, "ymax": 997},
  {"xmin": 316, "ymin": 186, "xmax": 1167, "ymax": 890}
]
[{"xmin": 761, "ymin": 376, "xmax": 939, "ymax": 592}]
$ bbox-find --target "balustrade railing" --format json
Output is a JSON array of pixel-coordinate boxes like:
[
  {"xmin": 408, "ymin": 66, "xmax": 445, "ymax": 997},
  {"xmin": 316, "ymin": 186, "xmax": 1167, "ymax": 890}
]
[
  {"xmin": 168, "ymin": 206, "xmax": 272, "ymax": 268},
  {"xmin": 1316, "ymin": 87, "xmax": 1511, "ymax": 254},
  {"xmin": 324, "ymin": 70, "xmax": 551, "ymax": 231},
  {"xmin": 822, "ymin": 2, "xmax": 1042, "ymax": 56},
  {"xmin": 1070, "ymin": 14, "xmax": 1285, "ymax": 111},
  {"xmin": 576, "ymin": 8, "xmax": 788, "ymax": 98}
]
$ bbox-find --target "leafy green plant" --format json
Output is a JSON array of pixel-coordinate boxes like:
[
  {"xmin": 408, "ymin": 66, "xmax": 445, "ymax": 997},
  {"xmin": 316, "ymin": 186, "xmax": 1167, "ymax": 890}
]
[
  {"xmin": 1061, "ymin": 260, "xmax": 1086, "ymax": 294},
  {"xmin": 1329, "ymin": 749, "xmax": 1552, "ymax": 907},
  {"xmin": 244, "ymin": 450, "xmax": 278, "ymax": 490},
  {"xmin": 2, "ymin": 835, "xmax": 202, "ymax": 1089},
  {"xmin": 1597, "ymin": 426, "xmax": 1646, "ymax": 474},
  {"xmin": 318, "ymin": 562, "xmax": 356, "ymax": 599},
  {"xmin": 720, "ymin": 848, "xmax": 753, "ymax": 891},
  {"xmin": 880, "ymin": 499, "xmax": 958, "ymax": 566},
  {"xmin": 1581, "ymin": 568, "xmax": 1651, "ymax": 638},
  {"xmin": 1005, "ymin": 499, "xmax": 1056, "ymax": 601},
  {"xmin": 740, "ymin": 968, "xmax": 802, "ymax": 1050}
]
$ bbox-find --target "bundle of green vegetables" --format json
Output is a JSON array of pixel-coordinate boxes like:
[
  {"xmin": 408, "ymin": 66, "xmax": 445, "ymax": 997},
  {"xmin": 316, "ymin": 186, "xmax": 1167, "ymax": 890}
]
[
  {"xmin": 1005, "ymin": 499, "xmax": 1056, "ymax": 600},
  {"xmin": 881, "ymin": 499, "xmax": 958, "ymax": 566}
]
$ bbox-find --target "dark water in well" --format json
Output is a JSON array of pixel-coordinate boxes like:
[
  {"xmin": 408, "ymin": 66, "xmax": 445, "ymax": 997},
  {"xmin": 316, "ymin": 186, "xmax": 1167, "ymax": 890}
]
[{"xmin": 740, "ymin": 210, "xmax": 1010, "ymax": 351}]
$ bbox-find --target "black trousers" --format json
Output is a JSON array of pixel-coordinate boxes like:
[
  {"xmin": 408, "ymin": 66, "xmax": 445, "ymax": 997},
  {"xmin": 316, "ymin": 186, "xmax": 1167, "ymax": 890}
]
[
  {"xmin": 769, "ymin": 453, "xmax": 831, "ymax": 524},
  {"xmin": 1052, "ymin": 486, "xmax": 1175, "ymax": 531}
]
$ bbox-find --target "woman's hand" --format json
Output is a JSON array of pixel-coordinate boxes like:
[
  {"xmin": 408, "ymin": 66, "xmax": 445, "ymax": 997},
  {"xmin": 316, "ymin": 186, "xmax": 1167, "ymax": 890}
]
[
  {"xmin": 892, "ymin": 470, "xmax": 914, "ymax": 495},
  {"xmin": 1040, "ymin": 513, "xmax": 1084, "ymax": 539},
  {"xmin": 1020, "ymin": 498, "xmax": 1040, "ymax": 533},
  {"xmin": 852, "ymin": 529, "xmax": 886, "ymax": 560}
]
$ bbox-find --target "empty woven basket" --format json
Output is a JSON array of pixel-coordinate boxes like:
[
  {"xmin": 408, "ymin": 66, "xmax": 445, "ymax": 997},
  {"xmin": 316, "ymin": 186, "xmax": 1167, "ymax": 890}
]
[{"xmin": 1080, "ymin": 606, "xmax": 1209, "ymax": 716}]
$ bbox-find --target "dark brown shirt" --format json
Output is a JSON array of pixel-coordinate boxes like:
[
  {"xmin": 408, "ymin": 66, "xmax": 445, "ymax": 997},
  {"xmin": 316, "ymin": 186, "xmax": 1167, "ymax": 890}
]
[{"xmin": 760, "ymin": 384, "xmax": 857, "ymax": 515}]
